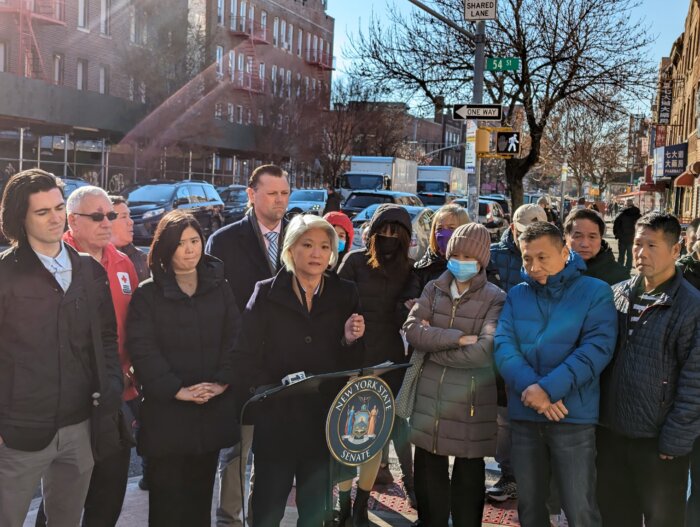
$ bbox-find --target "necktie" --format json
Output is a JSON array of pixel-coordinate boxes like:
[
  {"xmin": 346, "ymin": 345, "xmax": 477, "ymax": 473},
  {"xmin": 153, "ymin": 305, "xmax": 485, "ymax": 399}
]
[{"xmin": 265, "ymin": 231, "xmax": 279, "ymax": 271}]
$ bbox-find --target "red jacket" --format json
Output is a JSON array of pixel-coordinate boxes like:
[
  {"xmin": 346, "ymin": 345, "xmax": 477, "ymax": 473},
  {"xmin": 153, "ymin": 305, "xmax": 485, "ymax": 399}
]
[{"xmin": 63, "ymin": 232, "xmax": 139, "ymax": 401}]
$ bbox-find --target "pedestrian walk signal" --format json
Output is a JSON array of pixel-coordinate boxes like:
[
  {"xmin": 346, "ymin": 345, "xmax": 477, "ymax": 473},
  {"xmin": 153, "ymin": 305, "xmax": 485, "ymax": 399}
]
[{"xmin": 496, "ymin": 132, "xmax": 520, "ymax": 155}]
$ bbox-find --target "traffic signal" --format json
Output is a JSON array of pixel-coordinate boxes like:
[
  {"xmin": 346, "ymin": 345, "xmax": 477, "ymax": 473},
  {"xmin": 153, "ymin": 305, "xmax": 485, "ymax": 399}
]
[{"xmin": 496, "ymin": 132, "xmax": 520, "ymax": 155}]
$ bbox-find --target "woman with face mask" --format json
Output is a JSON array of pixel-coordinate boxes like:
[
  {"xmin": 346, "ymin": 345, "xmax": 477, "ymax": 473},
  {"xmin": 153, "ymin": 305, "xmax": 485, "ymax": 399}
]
[
  {"xmin": 324, "ymin": 211, "xmax": 354, "ymax": 270},
  {"xmin": 337, "ymin": 204, "xmax": 419, "ymax": 526},
  {"xmin": 402, "ymin": 223, "xmax": 506, "ymax": 527}
]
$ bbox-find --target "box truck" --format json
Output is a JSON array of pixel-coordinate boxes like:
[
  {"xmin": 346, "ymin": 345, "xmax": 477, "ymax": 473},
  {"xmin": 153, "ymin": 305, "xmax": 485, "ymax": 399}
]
[
  {"xmin": 338, "ymin": 156, "xmax": 418, "ymax": 200},
  {"xmin": 417, "ymin": 166, "xmax": 468, "ymax": 195}
]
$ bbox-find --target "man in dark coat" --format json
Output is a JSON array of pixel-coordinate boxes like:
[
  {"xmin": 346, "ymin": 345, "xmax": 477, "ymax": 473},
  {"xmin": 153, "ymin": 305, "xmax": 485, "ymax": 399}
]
[
  {"xmin": 110, "ymin": 195, "xmax": 150, "ymax": 282},
  {"xmin": 205, "ymin": 164, "xmax": 290, "ymax": 527},
  {"xmin": 323, "ymin": 183, "xmax": 342, "ymax": 215},
  {"xmin": 598, "ymin": 212, "xmax": 700, "ymax": 527},
  {"xmin": 564, "ymin": 208, "xmax": 629, "ymax": 286},
  {"xmin": 612, "ymin": 198, "xmax": 641, "ymax": 270},
  {"xmin": 0, "ymin": 169, "xmax": 122, "ymax": 526}
]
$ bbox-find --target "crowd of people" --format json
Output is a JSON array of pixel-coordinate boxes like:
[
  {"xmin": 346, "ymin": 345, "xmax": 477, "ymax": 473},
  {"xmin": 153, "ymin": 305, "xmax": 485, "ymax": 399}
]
[{"xmin": 0, "ymin": 165, "xmax": 698, "ymax": 527}]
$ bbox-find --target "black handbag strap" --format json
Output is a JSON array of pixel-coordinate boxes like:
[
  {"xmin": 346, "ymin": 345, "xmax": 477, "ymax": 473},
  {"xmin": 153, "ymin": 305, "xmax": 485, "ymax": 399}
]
[{"xmin": 79, "ymin": 255, "xmax": 107, "ymax": 405}]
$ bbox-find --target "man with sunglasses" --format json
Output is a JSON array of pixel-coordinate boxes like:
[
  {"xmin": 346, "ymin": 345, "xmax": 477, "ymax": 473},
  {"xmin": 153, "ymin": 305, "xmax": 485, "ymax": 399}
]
[{"xmin": 62, "ymin": 186, "xmax": 139, "ymax": 526}]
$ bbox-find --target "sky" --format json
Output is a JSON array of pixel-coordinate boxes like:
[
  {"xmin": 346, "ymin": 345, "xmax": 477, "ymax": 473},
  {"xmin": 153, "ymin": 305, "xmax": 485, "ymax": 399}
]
[{"xmin": 327, "ymin": 0, "xmax": 689, "ymax": 81}]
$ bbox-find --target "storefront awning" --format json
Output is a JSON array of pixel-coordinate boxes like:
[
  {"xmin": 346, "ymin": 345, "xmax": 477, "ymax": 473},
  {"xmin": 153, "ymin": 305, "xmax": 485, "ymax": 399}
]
[{"xmin": 673, "ymin": 171, "xmax": 696, "ymax": 187}]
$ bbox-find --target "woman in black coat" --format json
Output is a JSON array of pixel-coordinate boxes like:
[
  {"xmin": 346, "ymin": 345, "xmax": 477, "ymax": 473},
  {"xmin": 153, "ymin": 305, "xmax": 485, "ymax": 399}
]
[
  {"xmin": 236, "ymin": 214, "xmax": 365, "ymax": 527},
  {"xmin": 127, "ymin": 211, "xmax": 241, "ymax": 527},
  {"xmin": 337, "ymin": 203, "xmax": 420, "ymax": 522}
]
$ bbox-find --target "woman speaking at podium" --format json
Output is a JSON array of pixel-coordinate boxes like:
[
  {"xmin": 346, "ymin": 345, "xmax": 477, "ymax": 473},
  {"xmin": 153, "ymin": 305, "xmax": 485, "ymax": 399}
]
[{"xmin": 236, "ymin": 214, "xmax": 365, "ymax": 527}]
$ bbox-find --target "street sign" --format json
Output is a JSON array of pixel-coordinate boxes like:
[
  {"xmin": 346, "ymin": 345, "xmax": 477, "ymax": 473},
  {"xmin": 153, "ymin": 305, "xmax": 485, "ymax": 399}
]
[
  {"xmin": 464, "ymin": 0, "xmax": 497, "ymax": 21},
  {"xmin": 453, "ymin": 104, "xmax": 502, "ymax": 120},
  {"xmin": 561, "ymin": 162, "xmax": 568, "ymax": 182},
  {"xmin": 496, "ymin": 131, "xmax": 520, "ymax": 154},
  {"xmin": 486, "ymin": 57, "xmax": 519, "ymax": 71}
]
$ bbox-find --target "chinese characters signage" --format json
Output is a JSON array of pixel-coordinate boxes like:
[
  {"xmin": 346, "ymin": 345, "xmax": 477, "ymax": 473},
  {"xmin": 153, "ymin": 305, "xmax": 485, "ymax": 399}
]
[
  {"xmin": 653, "ymin": 142, "xmax": 687, "ymax": 180},
  {"xmin": 657, "ymin": 81, "xmax": 672, "ymax": 125}
]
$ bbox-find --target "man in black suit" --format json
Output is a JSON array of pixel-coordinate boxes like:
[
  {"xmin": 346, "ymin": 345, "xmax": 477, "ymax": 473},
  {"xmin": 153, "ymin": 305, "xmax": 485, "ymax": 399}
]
[{"xmin": 205, "ymin": 164, "xmax": 290, "ymax": 527}]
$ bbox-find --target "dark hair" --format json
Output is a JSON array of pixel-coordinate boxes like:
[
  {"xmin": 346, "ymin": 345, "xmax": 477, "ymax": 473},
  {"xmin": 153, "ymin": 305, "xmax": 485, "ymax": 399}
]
[
  {"xmin": 248, "ymin": 164, "xmax": 287, "ymax": 190},
  {"xmin": 577, "ymin": 197, "xmax": 586, "ymax": 205},
  {"xmin": 636, "ymin": 212, "xmax": 681, "ymax": 247},
  {"xmin": 109, "ymin": 195, "xmax": 128, "ymax": 207},
  {"xmin": 367, "ymin": 221, "xmax": 411, "ymax": 270},
  {"xmin": 688, "ymin": 217, "xmax": 700, "ymax": 233},
  {"xmin": 564, "ymin": 208, "xmax": 606, "ymax": 237},
  {"xmin": 519, "ymin": 221, "xmax": 565, "ymax": 249},
  {"xmin": 148, "ymin": 210, "xmax": 205, "ymax": 272},
  {"xmin": 0, "ymin": 169, "xmax": 64, "ymax": 245}
]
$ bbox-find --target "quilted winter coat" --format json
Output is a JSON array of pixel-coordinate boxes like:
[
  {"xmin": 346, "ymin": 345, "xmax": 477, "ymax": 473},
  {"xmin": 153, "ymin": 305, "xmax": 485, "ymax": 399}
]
[
  {"xmin": 403, "ymin": 270, "xmax": 506, "ymax": 458},
  {"xmin": 494, "ymin": 251, "xmax": 618, "ymax": 424},
  {"xmin": 487, "ymin": 228, "xmax": 523, "ymax": 293}
]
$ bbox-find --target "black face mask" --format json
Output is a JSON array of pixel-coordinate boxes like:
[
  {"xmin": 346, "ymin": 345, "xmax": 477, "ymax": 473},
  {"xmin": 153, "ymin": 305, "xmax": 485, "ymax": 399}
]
[{"xmin": 375, "ymin": 235, "xmax": 400, "ymax": 256}]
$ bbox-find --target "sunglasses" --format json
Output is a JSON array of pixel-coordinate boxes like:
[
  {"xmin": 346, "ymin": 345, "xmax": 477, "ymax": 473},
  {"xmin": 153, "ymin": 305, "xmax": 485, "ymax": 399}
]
[{"xmin": 73, "ymin": 211, "xmax": 118, "ymax": 222}]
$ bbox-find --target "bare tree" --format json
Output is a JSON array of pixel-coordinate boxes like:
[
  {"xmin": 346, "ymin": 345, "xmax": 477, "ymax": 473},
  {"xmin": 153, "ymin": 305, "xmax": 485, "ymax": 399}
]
[{"xmin": 348, "ymin": 0, "xmax": 655, "ymax": 206}]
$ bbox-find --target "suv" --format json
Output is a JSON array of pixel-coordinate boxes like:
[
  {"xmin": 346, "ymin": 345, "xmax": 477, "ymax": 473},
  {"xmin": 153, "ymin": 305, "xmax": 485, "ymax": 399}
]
[
  {"xmin": 341, "ymin": 190, "xmax": 424, "ymax": 219},
  {"xmin": 481, "ymin": 193, "xmax": 511, "ymax": 221},
  {"xmin": 417, "ymin": 191, "xmax": 460, "ymax": 207},
  {"xmin": 453, "ymin": 198, "xmax": 508, "ymax": 241},
  {"xmin": 122, "ymin": 180, "xmax": 224, "ymax": 244},
  {"xmin": 218, "ymin": 184, "xmax": 248, "ymax": 224}
]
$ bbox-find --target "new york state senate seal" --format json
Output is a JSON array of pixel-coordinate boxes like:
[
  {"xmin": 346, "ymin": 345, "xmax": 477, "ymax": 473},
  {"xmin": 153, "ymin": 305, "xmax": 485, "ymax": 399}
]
[{"xmin": 326, "ymin": 375, "xmax": 395, "ymax": 466}]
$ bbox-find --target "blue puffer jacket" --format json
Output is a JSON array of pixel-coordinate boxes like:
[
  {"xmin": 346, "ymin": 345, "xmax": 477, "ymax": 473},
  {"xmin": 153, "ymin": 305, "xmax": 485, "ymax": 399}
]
[
  {"xmin": 494, "ymin": 251, "xmax": 618, "ymax": 424},
  {"xmin": 488, "ymin": 228, "xmax": 523, "ymax": 292},
  {"xmin": 600, "ymin": 270, "xmax": 700, "ymax": 456}
]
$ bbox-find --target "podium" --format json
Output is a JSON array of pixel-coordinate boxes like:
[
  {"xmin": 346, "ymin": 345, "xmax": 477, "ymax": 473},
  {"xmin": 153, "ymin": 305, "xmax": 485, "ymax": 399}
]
[{"xmin": 240, "ymin": 362, "xmax": 410, "ymax": 527}]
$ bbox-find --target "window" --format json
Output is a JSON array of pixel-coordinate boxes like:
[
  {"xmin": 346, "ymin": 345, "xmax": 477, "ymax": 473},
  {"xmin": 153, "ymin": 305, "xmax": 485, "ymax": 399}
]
[
  {"xmin": 306, "ymin": 33, "xmax": 311, "ymax": 60},
  {"xmin": 271, "ymin": 65, "xmax": 277, "ymax": 95},
  {"xmin": 312, "ymin": 35, "xmax": 318, "ymax": 61},
  {"xmin": 304, "ymin": 76, "xmax": 309, "ymax": 98},
  {"xmin": 287, "ymin": 25, "xmax": 293, "ymax": 52},
  {"xmin": 138, "ymin": 81, "xmax": 146, "ymax": 103},
  {"xmin": 176, "ymin": 186, "xmax": 191, "ymax": 203},
  {"xmin": 273, "ymin": 17, "xmax": 279, "ymax": 47},
  {"xmin": 216, "ymin": 45, "xmax": 224, "ymax": 77},
  {"xmin": 215, "ymin": 103, "xmax": 223, "ymax": 120},
  {"xmin": 319, "ymin": 37, "xmax": 324, "ymax": 62},
  {"xmin": 77, "ymin": 59, "xmax": 88, "ymax": 91},
  {"xmin": 296, "ymin": 73, "xmax": 301, "ymax": 97},
  {"xmin": 53, "ymin": 53, "xmax": 63, "ymax": 85},
  {"xmin": 0, "ymin": 42, "xmax": 6, "ymax": 73},
  {"xmin": 227, "ymin": 103, "xmax": 234, "ymax": 123},
  {"xmin": 98, "ymin": 65, "xmax": 109, "ymax": 94},
  {"xmin": 280, "ymin": 20, "xmax": 286, "ymax": 49},
  {"xmin": 78, "ymin": 0, "xmax": 87, "ymax": 28},
  {"xmin": 279, "ymin": 67, "xmax": 285, "ymax": 98},
  {"xmin": 130, "ymin": 2, "xmax": 147, "ymax": 45},
  {"xmin": 217, "ymin": 0, "xmax": 223, "ymax": 25},
  {"xmin": 248, "ymin": 4, "xmax": 254, "ymax": 32},
  {"xmin": 297, "ymin": 30, "xmax": 303, "ymax": 57},
  {"xmin": 259, "ymin": 63, "xmax": 265, "ymax": 89},
  {"xmin": 100, "ymin": 0, "xmax": 111, "ymax": 35},
  {"xmin": 246, "ymin": 108, "xmax": 252, "ymax": 125},
  {"xmin": 237, "ymin": 54, "xmax": 244, "ymax": 84},
  {"xmin": 230, "ymin": 0, "xmax": 237, "ymax": 29},
  {"xmin": 229, "ymin": 50, "xmax": 235, "ymax": 80},
  {"xmin": 261, "ymin": 11, "xmax": 267, "ymax": 38},
  {"xmin": 258, "ymin": 110, "xmax": 264, "ymax": 126},
  {"xmin": 286, "ymin": 70, "xmax": 291, "ymax": 98},
  {"xmin": 239, "ymin": 1, "xmax": 247, "ymax": 32},
  {"xmin": 237, "ymin": 105, "xmax": 243, "ymax": 124},
  {"xmin": 128, "ymin": 77, "xmax": 134, "ymax": 100}
]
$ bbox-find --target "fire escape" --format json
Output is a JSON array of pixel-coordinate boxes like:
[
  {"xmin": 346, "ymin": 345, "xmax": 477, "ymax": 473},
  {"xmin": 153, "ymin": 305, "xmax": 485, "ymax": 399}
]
[
  {"xmin": 228, "ymin": 13, "xmax": 269, "ymax": 121},
  {"xmin": 0, "ymin": 0, "xmax": 66, "ymax": 81},
  {"xmin": 304, "ymin": 42, "xmax": 333, "ymax": 105}
]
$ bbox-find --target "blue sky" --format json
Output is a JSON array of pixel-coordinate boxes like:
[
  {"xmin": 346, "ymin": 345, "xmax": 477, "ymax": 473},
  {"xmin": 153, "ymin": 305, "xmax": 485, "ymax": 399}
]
[{"xmin": 328, "ymin": 0, "xmax": 689, "ymax": 74}]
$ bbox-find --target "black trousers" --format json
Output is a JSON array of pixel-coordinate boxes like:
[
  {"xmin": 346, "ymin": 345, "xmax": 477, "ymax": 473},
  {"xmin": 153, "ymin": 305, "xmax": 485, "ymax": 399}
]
[
  {"xmin": 146, "ymin": 451, "xmax": 219, "ymax": 527},
  {"xmin": 413, "ymin": 446, "xmax": 485, "ymax": 527},
  {"xmin": 252, "ymin": 438, "xmax": 330, "ymax": 527},
  {"xmin": 597, "ymin": 427, "xmax": 689, "ymax": 527}
]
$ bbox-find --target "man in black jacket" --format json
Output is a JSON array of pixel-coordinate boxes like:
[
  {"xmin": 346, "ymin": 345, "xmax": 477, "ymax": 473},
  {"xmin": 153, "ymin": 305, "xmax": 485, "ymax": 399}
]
[
  {"xmin": 205, "ymin": 164, "xmax": 290, "ymax": 527},
  {"xmin": 598, "ymin": 212, "xmax": 700, "ymax": 527},
  {"xmin": 0, "ymin": 169, "xmax": 121, "ymax": 527},
  {"xmin": 612, "ymin": 198, "xmax": 641, "ymax": 270}
]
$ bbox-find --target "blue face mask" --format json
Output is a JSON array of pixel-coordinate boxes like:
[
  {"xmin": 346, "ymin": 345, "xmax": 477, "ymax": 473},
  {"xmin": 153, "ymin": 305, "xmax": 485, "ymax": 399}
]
[
  {"xmin": 338, "ymin": 239, "xmax": 346, "ymax": 252},
  {"xmin": 447, "ymin": 259, "xmax": 479, "ymax": 282}
]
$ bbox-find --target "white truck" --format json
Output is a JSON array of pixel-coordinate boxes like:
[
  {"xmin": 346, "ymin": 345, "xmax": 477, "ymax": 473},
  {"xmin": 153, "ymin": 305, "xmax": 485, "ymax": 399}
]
[
  {"xmin": 416, "ymin": 166, "xmax": 468, "ymax": 195},
  {"xmin": 338, "ymin": 156, "xmax": 418, "ymax": 200}
]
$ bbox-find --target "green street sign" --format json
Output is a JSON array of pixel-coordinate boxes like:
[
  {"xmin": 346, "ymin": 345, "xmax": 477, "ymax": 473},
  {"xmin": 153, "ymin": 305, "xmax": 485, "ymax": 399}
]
[{"xmin": 486, "ymin": 57, "xmax": 520, "ymax": 72}]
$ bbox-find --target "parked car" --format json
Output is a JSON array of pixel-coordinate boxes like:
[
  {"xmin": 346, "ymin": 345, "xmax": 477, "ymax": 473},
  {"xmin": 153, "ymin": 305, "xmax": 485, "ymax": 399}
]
[
  {"xmin": 349, "ymin": 203, "xmax": 434, "ymax": 260},
  {"xmin": 453, "ymin": 198, "xmax": 508, "ymax": 241},
  {"xmin": 341, "ymin": 190, "xmax": 424, "ymax": 219},
  {"xmin": 287, "ymin": 188, "xmax": 327, "ymax": 216},
  {"xmin": 219, "ymin": 184, "xmax": 248, "ymax": 224},
  {"xmin": 481, "ymin": 193, "xmax": 511, "ymax": 221},
  {"xmin": 122, "ymin": 180, "xmax": 224, "ymax": 244},
  {"xmin": 62, "ymin": 177, "xmax": 91, "ymax": 198},
  {"xmin": 417, "ymin": 191, "xmax": 460, "ymax": 207}
]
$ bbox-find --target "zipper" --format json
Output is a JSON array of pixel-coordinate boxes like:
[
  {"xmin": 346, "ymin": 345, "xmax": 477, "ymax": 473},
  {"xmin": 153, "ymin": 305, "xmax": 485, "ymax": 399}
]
[
  {"xmin": 432, "ymin": 366, "xmax": 447, "ymax": 454},
  {"xmin": 470, "ymin": 376, "xmax": 476, "ymax": 417},
  {"xmin": 449, "ymin": 299, "xmax": 458, "ymax": 329}
]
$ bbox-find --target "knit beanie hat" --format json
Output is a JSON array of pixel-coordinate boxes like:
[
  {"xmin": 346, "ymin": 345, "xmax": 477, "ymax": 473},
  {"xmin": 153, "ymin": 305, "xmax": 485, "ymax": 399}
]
[
  {"xmin": 324, "ymin": 211, "xmax": 354, "ymax": 248},
  {"xmin": 446, "ymin": 223, "xmax": 491, "ymax": 269}
]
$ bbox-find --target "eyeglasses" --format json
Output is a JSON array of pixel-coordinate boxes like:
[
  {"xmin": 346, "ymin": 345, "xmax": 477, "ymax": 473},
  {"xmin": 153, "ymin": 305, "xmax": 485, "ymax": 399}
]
[{"xmin": 73, "ymin": 211, "xmax": 118, "ymax": 222}]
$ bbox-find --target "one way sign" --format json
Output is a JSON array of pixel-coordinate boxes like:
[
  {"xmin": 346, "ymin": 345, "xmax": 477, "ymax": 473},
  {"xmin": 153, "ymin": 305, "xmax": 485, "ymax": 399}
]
[{"xmin": 453, "ymin": 104, "xmax": 503, "ymax": 120}]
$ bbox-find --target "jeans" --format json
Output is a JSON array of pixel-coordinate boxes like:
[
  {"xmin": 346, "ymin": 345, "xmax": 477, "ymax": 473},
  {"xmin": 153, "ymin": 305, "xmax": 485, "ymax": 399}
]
[
  {"xmin": 511, "ymin": 420, "xmax": 601, "ymax": 527},
  {"xmin": 597, "ymin": 426, "xmax": 689, "ymax": 527},
  {"xmin": 617, "ymin": 241, "xmax": 633, "ymax": 270},
  {"xmin": 687, "ymin": 438, "xmax": 700, "ymax": 527},
  {"xmin": 413, "ymin": 447, "xmax": 484, "ymax": 527}
]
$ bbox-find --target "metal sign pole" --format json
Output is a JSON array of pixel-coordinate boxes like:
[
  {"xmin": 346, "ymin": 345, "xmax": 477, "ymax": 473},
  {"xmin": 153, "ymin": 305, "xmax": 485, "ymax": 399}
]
[{"xmin": 469, "ymin": 21, "xmax": 486, "ymax": 222}]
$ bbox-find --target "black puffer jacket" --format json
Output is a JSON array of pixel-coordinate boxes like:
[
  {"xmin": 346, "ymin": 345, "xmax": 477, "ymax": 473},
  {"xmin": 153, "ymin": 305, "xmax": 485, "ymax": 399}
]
[
  {"xmin": 414, "ymin": 248, "xmax": 447, "ymax": 293},
  {"xmin": 581, "ymin": 240, "xmax": 629, "ymax": 286},
  {"xmin": 612, "ymin": 206, "xmax": 642, "ymax": 244},
  {"xmin": 679, "ymin": 254, "xmax": 700, "ymax": 290},
  {"xmin": 127, "ymin": 255, "xmax": 241, "ymax": 457},
  {"xmin": 600, "ymin": 270, "xmax": 700, "ymax": 456}
]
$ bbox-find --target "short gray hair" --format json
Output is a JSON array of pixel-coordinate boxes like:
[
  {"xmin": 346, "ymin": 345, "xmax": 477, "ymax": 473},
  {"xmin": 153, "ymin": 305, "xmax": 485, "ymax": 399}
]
[
  {"xmin": 281, "ymin": 214, "xmax": 338, "ymax": 274},
  {"xmin": 66, "ymin": 185, "xmax": 111, "ymax": 213}
]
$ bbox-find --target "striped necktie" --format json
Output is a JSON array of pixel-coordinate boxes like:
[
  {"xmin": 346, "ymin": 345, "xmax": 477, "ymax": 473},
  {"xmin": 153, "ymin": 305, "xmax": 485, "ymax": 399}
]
[{"xmin": 264, "ymin": 231, "xmax": 279, "ymax": 271}]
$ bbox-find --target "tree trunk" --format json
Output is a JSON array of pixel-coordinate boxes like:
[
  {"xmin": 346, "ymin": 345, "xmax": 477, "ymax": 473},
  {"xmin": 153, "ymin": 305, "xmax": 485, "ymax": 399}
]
[{"xmin": 505, "ymin": 159, "xmax": 526, "ymax": 209}]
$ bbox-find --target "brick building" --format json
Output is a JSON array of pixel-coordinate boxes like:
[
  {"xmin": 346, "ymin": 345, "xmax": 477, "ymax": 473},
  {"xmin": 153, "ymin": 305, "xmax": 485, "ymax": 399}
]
[{"xmin": 0, "ymin": 0, "xmax": 334, "ymax": 190}]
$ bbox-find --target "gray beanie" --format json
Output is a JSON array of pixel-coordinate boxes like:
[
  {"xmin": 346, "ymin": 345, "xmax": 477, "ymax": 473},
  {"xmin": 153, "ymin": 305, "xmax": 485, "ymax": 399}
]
[{"xmin": 446, "ymin": 223, "xmax": 491, "ymax": 269}]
